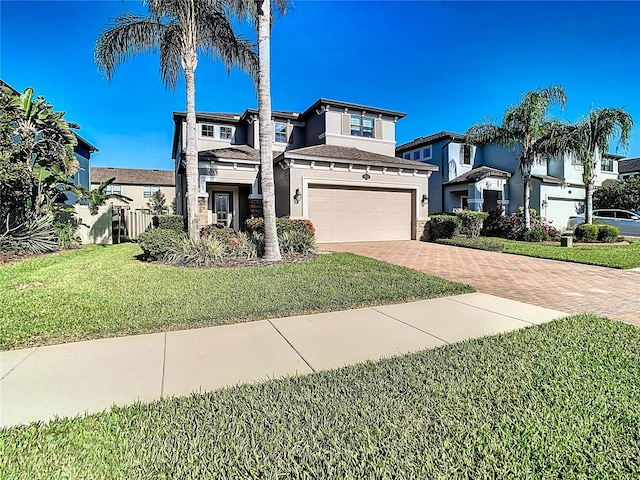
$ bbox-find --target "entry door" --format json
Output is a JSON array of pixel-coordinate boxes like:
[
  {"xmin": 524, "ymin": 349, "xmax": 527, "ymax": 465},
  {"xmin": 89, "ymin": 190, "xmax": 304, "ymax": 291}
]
[{"xmin": 214, "ymin": 193, "xmax": 230, "ymax": 226}]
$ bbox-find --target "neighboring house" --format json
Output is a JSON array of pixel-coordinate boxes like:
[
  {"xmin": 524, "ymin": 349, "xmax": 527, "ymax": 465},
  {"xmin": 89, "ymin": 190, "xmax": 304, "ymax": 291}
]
[
  {"xmin": 66, "ymin": 133, "xmax": 99, "ymax": 205},
  {"xmin": 91, "ymin": 167, "xmax": 176, "ymax": 213},
  {"xmin": 171, "ymin": 99, "xmax": 436, "ymax": 242},
  {"xmin": 618, "ymin": 157, "xmax": 640, "ymax": 179},
  {"xmin": 397, "ymin": 132, "xmax": 622, "ymax": 230}
]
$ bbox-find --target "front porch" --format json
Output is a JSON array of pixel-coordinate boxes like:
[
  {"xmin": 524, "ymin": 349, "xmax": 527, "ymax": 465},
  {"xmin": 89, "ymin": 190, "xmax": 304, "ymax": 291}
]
[{"xmin": 443, "ymin": 165, "xmax": 511, "ymax": 213}]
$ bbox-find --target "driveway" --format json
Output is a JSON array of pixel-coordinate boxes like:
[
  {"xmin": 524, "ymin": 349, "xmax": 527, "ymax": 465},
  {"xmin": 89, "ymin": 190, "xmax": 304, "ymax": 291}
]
[{"xmin": 320, "ymin": 241, "xmax": 640, "ymax": 327}]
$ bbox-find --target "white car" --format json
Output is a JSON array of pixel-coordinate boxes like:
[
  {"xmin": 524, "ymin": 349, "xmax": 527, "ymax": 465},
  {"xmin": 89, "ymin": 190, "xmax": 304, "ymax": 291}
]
[{"xmin": 567, "ymin": 209, "xmax": 640, "ymax": 236}]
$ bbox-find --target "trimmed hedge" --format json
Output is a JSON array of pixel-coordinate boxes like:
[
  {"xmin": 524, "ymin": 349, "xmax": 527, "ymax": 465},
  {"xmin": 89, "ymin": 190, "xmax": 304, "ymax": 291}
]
[
  {"xmin": 456, "ymin": 210, "xmax": 488, "ymax": 238},
  {"xmin": 598, "ymin": 225, "xmax": 620, "ymax": 243},
  {"xmin": 574, "ymin": 223, "xmax": 599, "ymax": 243},
  {"xmin": 437, "ymin": 236, "xmax": 505, "ymax": 252},
  {"xmin": 137, "ymin": 228, "xmax": 186, "ymax": 260},
  {"xmin": 522, "ymin": 227, "xmax": 549, "ymax": 243},
  {"xmin": 428, "ymin": 215, "xmax": 461, "ymax": 241},
  {"xmin": 245, "ymin": 217, "xmax": 315, "ymax": 235},
  {"xmin": 152, "ymin": 215, "xmax": 185, "ymax": 232}
]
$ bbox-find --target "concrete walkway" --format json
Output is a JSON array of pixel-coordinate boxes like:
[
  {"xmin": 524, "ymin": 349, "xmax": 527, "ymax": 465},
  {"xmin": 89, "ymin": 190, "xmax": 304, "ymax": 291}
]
[
  {"xmin": 1, "ymin": 293, "xmax": 565, "ymax": 428},
  {"xmin": 321, "ymin": 241, "xmax": 640, "ymax": 327}
]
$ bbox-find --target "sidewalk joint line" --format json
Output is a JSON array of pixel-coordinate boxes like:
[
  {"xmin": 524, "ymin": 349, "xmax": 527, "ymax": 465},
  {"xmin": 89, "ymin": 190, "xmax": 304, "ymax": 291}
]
[
  {"xmin": 160, "ymin": 333, "xmax": 167, "ymax": 397},
  {"xmin": 446, "ymin": 296, "xmax": 554, "ymax": 325},
  {"xmin": 267, "ymin": 320, "xmax": 316, "ymax": 373},
  {"xmin": 370, "ymin": 307, "xmax": 450, "ymax": 345},
  {"xmin": 1, "ymin": 346, "xmax": 40, "ymax": 381}
]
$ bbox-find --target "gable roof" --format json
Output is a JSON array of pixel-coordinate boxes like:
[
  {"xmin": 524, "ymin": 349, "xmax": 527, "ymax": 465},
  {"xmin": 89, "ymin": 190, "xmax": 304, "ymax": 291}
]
[
  {"xmin": 619, "ymin": 157, "xmax": 640, "ymax": 174},
  {"xmin": 299, "ymin": 99, "xmax": 406, "ymax": 120},
  {"xmin": 92, "ymin": 167, "xmax": 174, "ymax": 186},
  {"xmin": 444, "ymin": 165, "xmax": 511, "ymax": 186},
  {"xmin": 396, "ymin": 131, "xmax": 466, "ymax": 152},
  {"xmin": 277, "ymin": 145, "xmax": 437, "ymax": 171}
]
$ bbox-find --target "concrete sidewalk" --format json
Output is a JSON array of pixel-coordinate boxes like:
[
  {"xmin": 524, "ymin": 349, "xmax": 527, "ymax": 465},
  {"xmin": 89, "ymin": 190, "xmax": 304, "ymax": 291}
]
[{"xmin": 0, "ymin": 293, "xmax": 566, "ymax": 428}]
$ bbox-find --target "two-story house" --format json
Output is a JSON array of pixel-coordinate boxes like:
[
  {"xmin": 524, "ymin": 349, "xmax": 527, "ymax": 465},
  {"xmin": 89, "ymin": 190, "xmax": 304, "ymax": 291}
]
[
  {"xmin": 171, "ymin": 99, "xmax": 437, "ymax": 242},
  {"xmin": 397, "ymin": 132, "xmax": 621, "ymax": 229},
  {"xmin": 619, "ymin": 157, "xmax": 640, "ymax": 179}
]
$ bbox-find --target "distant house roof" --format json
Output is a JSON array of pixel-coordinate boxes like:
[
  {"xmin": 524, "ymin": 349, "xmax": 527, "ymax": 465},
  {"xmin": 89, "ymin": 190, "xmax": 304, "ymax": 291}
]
[
  {"xmin": 278, "ymin": 145, "xmax": 437, "ymax": 171},
  {"xmin": 396, "ymin": 131, "xmax": 466, "ymax": 152},
  {"xmin": 92, "ymin": 167, "xmax": 174, "ymax": 186},
  {"xmin": 619, "ymin": 157, "xmax": 640, "ymax": 174},
  {"xmin": 444, "ymin": 166, "xmax": 511, "ymax": 186},
  {"xmin": 299, "ymin": 98, "xmax": 406, "ymax": 121}
]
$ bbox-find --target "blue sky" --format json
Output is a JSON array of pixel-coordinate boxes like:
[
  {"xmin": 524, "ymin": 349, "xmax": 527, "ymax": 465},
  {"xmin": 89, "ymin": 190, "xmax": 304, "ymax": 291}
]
[{"xmin": 2, "ymin": 1, "xmax": 639, "ymax": 170}]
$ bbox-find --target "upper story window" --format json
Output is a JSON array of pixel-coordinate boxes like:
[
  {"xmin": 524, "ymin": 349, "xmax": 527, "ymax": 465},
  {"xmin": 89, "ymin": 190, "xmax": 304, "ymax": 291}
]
[
  {"xmin": 106, "ymin": 184, "xmax": 121, "ymax": 196},
  {"xmin": 462, "ymin": 145, "xmax": 472, "ymax": 165},
  {"xmin": 413, "ymin": 151, "xmax": 420, "ymax": 160},
  {"xmin": 274, "ymin": 122, "xmax": 287, "ymax": 143},
  {"xmin": 144, "ymin": 186, "xmax": 160, "ymax": 198},
  {"xmin": 350, "ymin": 115, "xmax": 374, "ymax": 137},
  {"xmin": 220, "ymin": 126, "xmax": 232, "ymax": 140},
  {"xmin": 571, "ymin": 154, "xmax": 580, "ymax": 166},
  {"xmin": 423, "ymin": 147, "xmax": 432, "ymax": 160},
  {"xmin": 601, "ymin": 157, "xmax": 614, "ymax": 172},
  {"xmin": 403, "ymin": 153, "xmax": 411, "ymax": 160},
  {"xmin": 201, "ymin": 124, "xmax": 215, "ymax": 137}
]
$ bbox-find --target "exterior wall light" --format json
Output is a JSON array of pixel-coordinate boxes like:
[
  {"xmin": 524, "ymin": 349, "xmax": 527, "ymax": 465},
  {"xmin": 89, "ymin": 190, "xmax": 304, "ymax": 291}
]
[
  {"xmin": 362, "ymin": 173, "xmax": 371, "ymax": 180},
  {"xmin": 293, "ymin": 188, "xmax": 301, "ymax": 204},
  {"xmin": 421, "ymin": 194, "xmax": 428, "ymax": 206}
]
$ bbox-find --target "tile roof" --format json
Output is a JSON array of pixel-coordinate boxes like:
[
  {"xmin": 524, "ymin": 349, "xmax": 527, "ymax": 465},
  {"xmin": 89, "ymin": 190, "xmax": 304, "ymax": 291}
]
[
  {"xmin": 396, "ymin": 131, "xmax": 466, "ymax": 152},
  {"xmin": 278, "ymin": 145, "xmax": 437, "ymax": 171},
  {"xmin": 619, "ymin": 157, "xmax": 640, "ymax": 174},
  {"xmin": 444, "ymin": 165, "xmax": 511, "ymax": 186},
  {"xmin": 92, "ymin": 167, "xmax": 174, "ymax": 186}
]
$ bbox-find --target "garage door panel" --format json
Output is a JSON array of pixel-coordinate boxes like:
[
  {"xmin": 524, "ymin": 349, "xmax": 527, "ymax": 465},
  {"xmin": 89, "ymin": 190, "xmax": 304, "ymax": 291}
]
[{"xmin": 308, "ymin": 185, "xmax": 412, "ymax": 242}]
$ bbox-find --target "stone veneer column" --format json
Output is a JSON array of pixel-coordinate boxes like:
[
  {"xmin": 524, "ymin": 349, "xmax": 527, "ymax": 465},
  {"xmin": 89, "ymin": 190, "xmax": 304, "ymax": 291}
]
[
  {"xmin": 416, "ymin": 219, "xmax": 428, "ymax": 241},
  {"xmin": 249, "ymin": 198, "xmax": 263, "ymax": 218},
  {"xmin": 197, "ymin": 196, "xmax": 209, "ymax": 227}
]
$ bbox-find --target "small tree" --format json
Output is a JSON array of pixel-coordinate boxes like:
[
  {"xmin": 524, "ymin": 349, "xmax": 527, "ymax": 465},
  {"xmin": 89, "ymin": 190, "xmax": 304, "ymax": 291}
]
[
  {"xmin": 594, "ymin": 177, "xmax": 640, "ymax": 211},
  {"xmin": 147, "ymin": 190, "xmax": 167, "ymax": 214}
]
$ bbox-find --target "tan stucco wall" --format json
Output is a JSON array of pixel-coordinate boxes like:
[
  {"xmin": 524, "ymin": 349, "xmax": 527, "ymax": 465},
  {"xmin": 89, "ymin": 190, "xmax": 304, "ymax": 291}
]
[{"xmin": 91, "ymin": 184, "xmax": 176, "ymax": 213}]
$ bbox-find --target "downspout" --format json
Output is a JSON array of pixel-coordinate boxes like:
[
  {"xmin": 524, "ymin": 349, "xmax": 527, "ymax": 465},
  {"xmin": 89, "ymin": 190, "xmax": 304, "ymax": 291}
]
[{"xmin": 440, "ymin": 138, "xmax": 454, "ymax": 213}]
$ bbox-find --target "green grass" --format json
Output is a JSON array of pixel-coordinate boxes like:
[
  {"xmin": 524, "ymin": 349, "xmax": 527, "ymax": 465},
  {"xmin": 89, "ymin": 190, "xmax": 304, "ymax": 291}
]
[
  {"xmin": 2, "ymin": 315, "xmax": 639, "ymax": 479},
  {"xmin": 0, "ymin": 243, "xmax": 472, "ymax": 350},
  {"xmin": 437, "ymin": 236, "xmax": 640, "ymax": 269}
]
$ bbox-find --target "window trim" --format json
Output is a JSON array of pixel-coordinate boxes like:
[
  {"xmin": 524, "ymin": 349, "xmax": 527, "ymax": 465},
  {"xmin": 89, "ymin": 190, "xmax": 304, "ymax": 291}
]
[
  {"xmin": 422, "ymin": 146, "xmax": 432, "ymax": 160},
  {"xmin": 200, "ymin": 124, "xmax": 215, "ymax": 138},
  {"xmin": 144, "ymin": 185, "xmax": 160, "ymax": 199},
  {"xmin": 274, "ymin": 122, "xmax": 287, "ymax": 143},
  {"xmin": 350, "ymin": 115, "xmax": 375, "ymax": 138},
  {"xmin": 219, "ymin": 126, "xmax": 233, "ymax": 140}
]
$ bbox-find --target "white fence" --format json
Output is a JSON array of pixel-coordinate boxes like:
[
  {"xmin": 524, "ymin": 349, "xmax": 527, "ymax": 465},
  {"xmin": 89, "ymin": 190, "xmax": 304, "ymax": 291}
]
[
  {"xmin": 74, "ymin": 206, "xmax": 152, "ymax": 244},
  {"xmin": 113, "ymin": 208, "xmax": 152, "ymax": 243}
]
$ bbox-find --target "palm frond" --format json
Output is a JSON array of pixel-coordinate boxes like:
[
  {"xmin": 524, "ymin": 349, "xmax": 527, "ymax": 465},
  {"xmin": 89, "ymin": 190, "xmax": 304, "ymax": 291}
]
[
  {"xmin": 159, "ymin": 23, "xmax": 183, "ymax": 90},
  {"xmin": 465, "ymin": 121, "xmax": 518, "ymax": 149}
]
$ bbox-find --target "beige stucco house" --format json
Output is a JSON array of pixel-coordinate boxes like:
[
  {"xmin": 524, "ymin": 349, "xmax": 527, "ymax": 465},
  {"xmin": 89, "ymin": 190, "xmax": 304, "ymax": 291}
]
[
  {"xmin": 91, "ymin": 167, "xmax": 175, "ymax": 213},
  {"xmin": 171, "ymin": 99, "xmax": 437, "ymax": 242}
]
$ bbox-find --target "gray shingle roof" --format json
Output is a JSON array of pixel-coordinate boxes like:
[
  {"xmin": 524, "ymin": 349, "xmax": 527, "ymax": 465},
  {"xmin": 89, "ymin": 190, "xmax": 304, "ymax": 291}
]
[
  {"xmin": 396, "ymin": 131, "xmax": 465, "ymax": 152},
  {"xmin": 444, "ymin": 165, "xmax": 511, "ymax": 186},
  {"xmin": 299, "ymin": 99, "xmax": 406, "ymax": 120},
  {"xmin": 198, "ymin": 145, "xmax": 260, "ymax": 162},
  {"xmin": 92, "ymin": 167, "xmax": 174, "ymax": 186},
  {"xmin": 619, "ymin": 157, "xmax": 640, "ymax": 174},
  {"xmin": 531, "ymin": 174, "xmax": 564, "ymax": 185},
  {"xmin": 278, "ymin": 145, "xmax": 437, "ymax": 171}
]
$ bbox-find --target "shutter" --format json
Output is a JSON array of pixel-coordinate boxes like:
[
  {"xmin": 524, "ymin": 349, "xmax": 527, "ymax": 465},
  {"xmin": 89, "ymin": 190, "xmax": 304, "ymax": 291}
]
[
  {"xmin": 287, "ymin": 123, "xmax": 293, "ymax": 144},
  {"xmin": 374, "ymin": 118, "xmax": 382, "ymax": 139},
  {"xmin": 342, "ymin": 114, "xmax": 351, "ymax": 135}
]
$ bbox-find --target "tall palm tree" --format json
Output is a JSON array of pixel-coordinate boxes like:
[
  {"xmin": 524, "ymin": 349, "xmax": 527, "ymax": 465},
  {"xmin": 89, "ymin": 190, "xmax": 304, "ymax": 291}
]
[
  {"xmin": 538, "ymin": 107, "xmax": 633, "ymax": 224},
  {"xmin": 225, "ymin": 0, "xmax": 289, "ymax": 261},
  {"xmin": 95, "ymin": 0, "xmax": 257, "ymax": 239},
  {"xmin": 465, "ymin": 86, "xmax": 567, "ymax": 229}
]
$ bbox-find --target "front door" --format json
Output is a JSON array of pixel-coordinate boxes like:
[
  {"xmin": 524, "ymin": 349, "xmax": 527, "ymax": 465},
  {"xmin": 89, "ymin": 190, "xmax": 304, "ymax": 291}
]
[{"xmin": 214, "ymin": 193, "xmax": 231, "ymax": 227}]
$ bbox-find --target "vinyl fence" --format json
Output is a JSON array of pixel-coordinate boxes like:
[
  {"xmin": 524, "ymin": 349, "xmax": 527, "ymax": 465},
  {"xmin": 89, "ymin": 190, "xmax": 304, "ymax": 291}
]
[{"xmin": 113, "ymin": 208, "xmax": 153, "ymax": 243}]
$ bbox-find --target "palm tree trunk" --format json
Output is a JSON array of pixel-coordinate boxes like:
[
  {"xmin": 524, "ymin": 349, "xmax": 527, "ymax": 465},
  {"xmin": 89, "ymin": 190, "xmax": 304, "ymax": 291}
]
[
  {"xmin": 184, "ymin": 53, "xmax": 199, "ymax": 240},
  {"xmin": 257, "ymin": 0, "xmax": 281, "ymax": 261},
  {"xmin": 523, "ymin": 176, "xmax": 531, "ymax": 230},
  {"xmin": 585, "ymin": 180, "xmax": 594, "ymax": 224}
]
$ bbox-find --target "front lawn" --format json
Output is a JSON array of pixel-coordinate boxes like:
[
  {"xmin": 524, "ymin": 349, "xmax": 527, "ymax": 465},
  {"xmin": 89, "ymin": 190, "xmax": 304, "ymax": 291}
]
[
  {"xmin": 438, "ymin": 237, "xmax": 640, "ymax": 269},
  {"xmin": 0, "ymin": 243, "xmax": 472, "ymax": 350},
  {"xmin": 2, "ymin": 315, "xmax": 639, "ymax": 478}
]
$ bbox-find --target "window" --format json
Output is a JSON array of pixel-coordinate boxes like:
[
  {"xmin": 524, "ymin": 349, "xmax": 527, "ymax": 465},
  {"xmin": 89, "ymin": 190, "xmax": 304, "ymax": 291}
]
[
  {"xmin": 274, "ymin": 122, "xmax": 287, "ymax": 143},
  {"xmin": 201, "ymin": 124, "xmax": 215, "ymax": 137},
  {"xmin": 144, "ymin": 186, "xmax": 160, "ymax": 198},
  {"xmin": 403, "ymin": 153, "xmax": 411, "ymax": 160},
  {"xmin": 570, "ymin": 154, "xmax": 580, "ymax": 165},
  {"xmin": 413, "ymin": 151, "xmax": 420, "ymax": 160},
  {"xmin": 350, "ymin": 115, "xmax": 374, "ymax": 137},
  {"xmin": 106, "ymin": 184, "xmax": 121, "ymax": 196},
  {"xmin": 462, "ymin": 145, "xmax": 472, "ymax": 165},
  {"xmin": 423, "ymin": 147, "xmax": 432, "ymax": 159},
  {"xmin": 601, "ymin": 157, "xmax": 614, "ymax": 172},
  {"xmin": 219, "ymin": 126, "xmax": 232, "ymax": 140}
]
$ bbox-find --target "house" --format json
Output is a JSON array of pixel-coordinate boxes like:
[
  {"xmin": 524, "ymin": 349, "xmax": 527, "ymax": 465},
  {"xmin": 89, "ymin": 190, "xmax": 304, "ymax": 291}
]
[
  {"xmin": 171, "ymin": 99, "xmax": 436, "ymax": 242},
  {"xmin": 396, "ymin": 132, "xmax": 622, "ymax": 230},
  {"xmin": 619, "ymin": 157, "xmax": 640, "ymax": 179},
  {"xmin": 91, "ymin": 167, "xmax": 176, "ymax": 213}
]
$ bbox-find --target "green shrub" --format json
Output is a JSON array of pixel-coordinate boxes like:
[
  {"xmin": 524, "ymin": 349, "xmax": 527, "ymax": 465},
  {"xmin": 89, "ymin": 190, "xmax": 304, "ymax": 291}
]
[
  {"xmin": 597, "ymin": 225, "xmax": 620, "ymax": 243},
  {"xmin": 52, "ymin": 218, "xmax": 81, "ymax": 249},
  {"xmin": 1, "ymin": 214, "xmax": 58, "ymax": 254},
  {"xmin": 200, "ymin": 224, "xmax": 237, "ymax": 247},
  {"xmin": 437, "ymin": 236, "xmax": 505, "ymax": 252},
  {"xmin": 522, "ymin": 227, "xmax": 549, "ymax": 243},
  {"xmin": 138, "ymin": 228, "xmax": 186, "ymax": 260},
  {"xmin": 164, "ymin": 237, "xmax": 227, "ymax": 267},
  {"xmin": 455, "ymin": 210, "xmax": 488, "ymax": 238},
  {"xmin": 245, "ymin": 217, "xmax": 316, "ymax": 254},
  {"xmin": 574, "ymin": 223, "xmax": 599, "ymax": 243},
  {"xmin": 245, "ymin": 217, "xmax": 315, "ymax": 236},
  {"xmin": 152, "ymin": 214, "xmax": 185, "ymax": 232},
  {"xmin": 428, "ymin": 215, "xmax": 461, "ymax": 241},
  {"xmin": 481, "ymin": 207, "xmax": 525, "ymax": 239},
  {"xmin": 278, "ymin": 229, "xmax": 316, "ymax": 254},
  {"xmin": 233, "ymin": 232, "xmax": 258, "ymax": 259}
]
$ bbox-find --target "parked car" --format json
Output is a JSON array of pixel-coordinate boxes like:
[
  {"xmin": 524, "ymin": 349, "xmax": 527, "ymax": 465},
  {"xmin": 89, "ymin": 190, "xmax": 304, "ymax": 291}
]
[{"xmin": 567, "ymin": 209, "xmax": 640, "ymax": 236}]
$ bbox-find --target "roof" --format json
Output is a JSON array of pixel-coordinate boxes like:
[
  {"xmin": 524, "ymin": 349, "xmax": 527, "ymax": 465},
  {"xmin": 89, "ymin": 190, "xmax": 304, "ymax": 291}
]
[
  {"xmin": 619, "ymin": 157, "xmax": 640, "ymax": 174},
  {"xmin": 172, "ymin": 112, "xmax": 241, "ymax": 123},
  {"xmin": 92, "ymin": 167, "xmax": 174, "ymax": 186},
  {"xmin": 239, "ymin": 109, "xmax": 300, "ymax": 122},
  {"xmin": 74, "ymin": 133, "xmax": 98, "ymax": 152},
  {"xmin": 299, "ymin": 98, "xmax": 406, "ymax": 120},
  {"xmin": 396, "ymin": 131, "xmax": 465, "ymax": 152},
  {"xmin": 444, "ymin": 165, "xmax": 511, "ymax": 186},
  {"xmin": 277, "ymin": 145, "xmax": 437, "ymax": 171},
  {"xmin": 531, "ymin": 174, "xmax": 564, "ymax": 185},
  {"xmin": 198, "ymin": 145, "xmax": 260, "ymax": 163}
]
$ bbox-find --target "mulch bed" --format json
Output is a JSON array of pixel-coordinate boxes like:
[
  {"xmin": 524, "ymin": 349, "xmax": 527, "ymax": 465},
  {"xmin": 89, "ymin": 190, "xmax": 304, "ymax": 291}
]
[
  {"xmin": 155, "ymin": 252, "xmax": 318, "ymax": 269},
  {"xmin": 0, "ymin": 250, "xmax": 43, "ymax": 267}
]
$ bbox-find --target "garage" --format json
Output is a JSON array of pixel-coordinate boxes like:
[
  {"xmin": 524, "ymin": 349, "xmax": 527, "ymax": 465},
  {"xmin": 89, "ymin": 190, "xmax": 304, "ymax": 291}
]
[
  {"xmin": 308, "ymin": 185, "xmax": 413, "ymax": 242},
  {"xmin": 545, "ymin": 196, "xmax": 584, "ymax": 231}
]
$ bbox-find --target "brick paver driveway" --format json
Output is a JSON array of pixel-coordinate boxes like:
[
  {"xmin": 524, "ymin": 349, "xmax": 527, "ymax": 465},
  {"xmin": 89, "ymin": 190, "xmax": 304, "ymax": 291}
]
[{"xmin": 321, "ymin": 241, "xmax": 639, "ymax": 326}]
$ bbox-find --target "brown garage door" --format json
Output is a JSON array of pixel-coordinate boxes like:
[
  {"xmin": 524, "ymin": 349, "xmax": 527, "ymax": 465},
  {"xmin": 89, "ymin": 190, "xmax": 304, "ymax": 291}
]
[{"xmin": 308, "ymin": 185, "xmax": 413, "ymax": 242}]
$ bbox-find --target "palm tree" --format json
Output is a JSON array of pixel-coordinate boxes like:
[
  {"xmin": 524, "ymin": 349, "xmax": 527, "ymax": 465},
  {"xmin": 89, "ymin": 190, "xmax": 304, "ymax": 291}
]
[
  {"xmin": 538, "ymin": 107, "xmax": 633, "ymax": 224},
  {"xmin": 95, "ymin": 0, "xmax": 257, "ymax": 239},
  {"xmin": 225, "ymin": 0, "xmax": 289, "ymax": 261},
  {"xmin": 465, "ymin": 86, "xmax": 567, "ymax": 229}
]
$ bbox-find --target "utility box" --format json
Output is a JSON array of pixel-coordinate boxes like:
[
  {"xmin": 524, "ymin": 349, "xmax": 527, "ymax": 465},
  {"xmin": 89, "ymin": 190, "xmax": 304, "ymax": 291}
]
[{"xmin": 560, "ymin": 235, "xmax": 573, "ymax": 248}]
